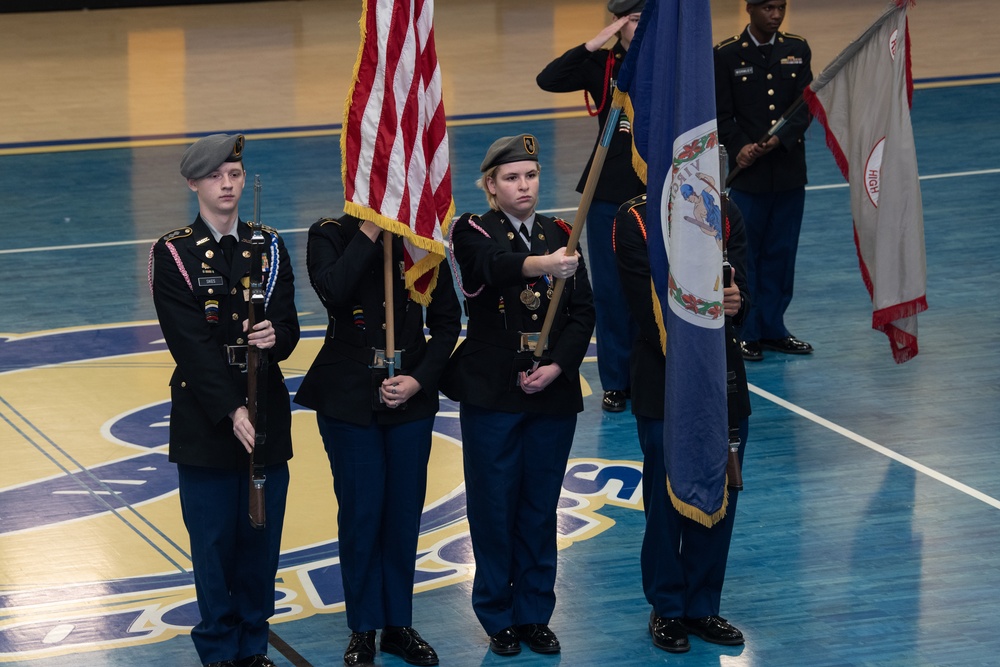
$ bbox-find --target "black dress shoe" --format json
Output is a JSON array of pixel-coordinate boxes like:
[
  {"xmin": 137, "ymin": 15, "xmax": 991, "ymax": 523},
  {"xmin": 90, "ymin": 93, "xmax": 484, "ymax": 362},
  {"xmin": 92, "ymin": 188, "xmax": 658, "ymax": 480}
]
[
  {"xmin": 237, "ymin": 657, "xmax": 276, "ymax": 667},
  {"xmin": 759, "ymin": 336, "xmax": 813, "ymax": 355},
  {"xmin": 516, "ymin": 623, "xmax": 561, "ymax": 654},
  {"xmin": 741, "ymin": 340, "xmax": 763, "ymax": 361},
  {"xmin": 682, "ymin": 615, "xmax": 745, "ymax": 646},
  {"xmin": 602, "ymin": 390, "xmax": 627, "ymax": 412},
  {"xmin": 489, "ymin": 626, "xmax": 522, "ymax": 656},
  {"xmin": 380, "ymin": 626, "xmax": 439, "ymax": 666},
  {"xmin": 648, "ymin": 612, "xmax": 690, "ymax": 653},
  {"xmin": 344, "ymin": 630, "xmax": 377, "ymax": 666}
]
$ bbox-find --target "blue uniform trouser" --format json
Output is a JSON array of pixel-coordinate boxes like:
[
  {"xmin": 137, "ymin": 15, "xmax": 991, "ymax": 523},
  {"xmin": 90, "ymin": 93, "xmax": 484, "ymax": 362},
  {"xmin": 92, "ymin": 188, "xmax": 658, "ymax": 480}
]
[
  {"xmin": 177, "ymin": 461, "xmax": 289, "ymax": 665},
  {"xmin": 317, "ymin": 413, "xmax": 433, "ymax": 632},
  {"xmin": 729, "ymin": 187, "xmax": 806, "ymax": 343},
  {"xmin": 636, "ymin": 416, "xmax": 748, "ymax": 619},
  {"xmin": 460, "ymin": 404, "xmax": 576, "ymax": 635},
  {"xmin": 587, "ymin": 198, "xmax": 638, "ymax": 392}
]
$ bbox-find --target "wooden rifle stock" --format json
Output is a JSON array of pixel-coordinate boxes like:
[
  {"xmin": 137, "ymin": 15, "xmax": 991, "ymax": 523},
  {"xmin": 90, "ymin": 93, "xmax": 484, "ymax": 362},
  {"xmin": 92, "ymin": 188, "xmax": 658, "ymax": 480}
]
[{"xmin": 247, "ymin": 175, "xmax": 268, "ymax": 529}]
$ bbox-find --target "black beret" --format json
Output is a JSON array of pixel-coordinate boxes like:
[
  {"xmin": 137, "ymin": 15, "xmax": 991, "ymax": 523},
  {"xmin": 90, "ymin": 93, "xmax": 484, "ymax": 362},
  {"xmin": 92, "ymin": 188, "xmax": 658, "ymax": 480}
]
[
  {"xmin": 480, "ymin": 134, "xmax": 539, "ymax": 173},
  {"xmin": 745, "ymin": 0, "xmax": 769, "ymax": 4},
  {"xmin": 180, "ymin": 133, "xmax": 245, "ymax": 180},
  {"xmin": 608, "ymin": 0, "xmax": 644, "ymax": 15}
]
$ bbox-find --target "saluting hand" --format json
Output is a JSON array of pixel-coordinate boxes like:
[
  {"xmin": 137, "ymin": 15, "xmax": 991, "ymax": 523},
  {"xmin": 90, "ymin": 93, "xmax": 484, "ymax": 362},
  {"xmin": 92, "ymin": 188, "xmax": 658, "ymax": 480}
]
[{"xmin": 586, "ymin": 14, "xmax": 631, "ymax": 52}]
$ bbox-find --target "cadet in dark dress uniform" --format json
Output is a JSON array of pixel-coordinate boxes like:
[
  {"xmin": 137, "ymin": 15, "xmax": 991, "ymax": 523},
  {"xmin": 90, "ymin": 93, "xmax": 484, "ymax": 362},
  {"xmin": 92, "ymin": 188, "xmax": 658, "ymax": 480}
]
[
  {"xmin": 536, "ymin": 0, "xmax": 645, "ymax": 412},
  {"xmin": 614, "ymin": 194, "xmax": 751, "ymax": 653},
  {"xmin": 294, "ymin": 214, "xmax": 460, "ymax": 667},
  {"xmin": 714, "ymin": 0, "xmax": 814, "ymax": 361},
  {"xmin": 442, "ymin": 135, "xmax": 595, "ymax": 656},
  {"xmin": 149, "ymin": 134, "xmax": 299, "ymax": 667}
]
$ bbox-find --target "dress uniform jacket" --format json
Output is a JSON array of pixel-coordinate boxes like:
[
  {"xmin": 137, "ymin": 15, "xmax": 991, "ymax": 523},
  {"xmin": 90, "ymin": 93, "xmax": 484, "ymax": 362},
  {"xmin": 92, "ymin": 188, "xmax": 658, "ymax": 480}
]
[
  {"xmin": 294, "ymin": 216, "xmax": 461, "ymax": 425},
  {"xmin": 614, "ymin": 196, "xmax": 751, "ymax": 421},
  {"xmin": 151, "ymin": 216, "xmax": 299, "ymax": 469},
  {"xmin": 442, "ymin": 210, "xmax": 596, "ymax": 414},
  {"xmin": 714, "ymin": 27, "xmax": 813, "ymax": 194},
  {"xmin": 537, "ymin": 42, "xmax": 645, "ymax": 204}
]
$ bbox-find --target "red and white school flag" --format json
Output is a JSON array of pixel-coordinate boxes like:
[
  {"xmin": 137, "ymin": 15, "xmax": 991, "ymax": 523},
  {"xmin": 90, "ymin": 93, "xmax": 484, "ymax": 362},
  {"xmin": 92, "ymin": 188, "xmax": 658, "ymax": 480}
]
[
  {"xmin": 342, "ymin": 0, "xmax": 453, "ymax": 304},
  {"xmin": 804, "ymin": 0, "xmax": 927, "ymax": 363}
]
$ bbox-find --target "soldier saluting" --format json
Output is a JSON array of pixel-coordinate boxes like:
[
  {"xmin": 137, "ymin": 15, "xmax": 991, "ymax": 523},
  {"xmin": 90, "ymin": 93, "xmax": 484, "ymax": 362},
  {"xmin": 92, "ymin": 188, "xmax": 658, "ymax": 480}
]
[{"xmin": 149, "ymin": 134, "xmax": 299, "ymax": 667}]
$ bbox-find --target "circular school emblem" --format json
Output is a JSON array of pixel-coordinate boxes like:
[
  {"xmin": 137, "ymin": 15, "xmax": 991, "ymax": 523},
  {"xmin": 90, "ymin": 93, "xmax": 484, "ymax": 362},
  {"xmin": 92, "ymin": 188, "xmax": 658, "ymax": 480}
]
[{"xmin": 0, "ymin": 323, "xmax": 632, "ymax": 661}]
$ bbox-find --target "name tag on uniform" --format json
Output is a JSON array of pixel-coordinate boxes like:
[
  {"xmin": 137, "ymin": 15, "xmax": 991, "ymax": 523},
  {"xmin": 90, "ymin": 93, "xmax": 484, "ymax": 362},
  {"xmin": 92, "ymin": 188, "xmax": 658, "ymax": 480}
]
[
  {"xmin": 198, "ymin": 276, "xmax": 224, "ymax": 288},
  {"xmin": 734, "ymin": 66, "xmax": 754, "ymax": 77},
  {"xmin": 781, "ymin": 56, "xmax": 803, "ymax": 65}
]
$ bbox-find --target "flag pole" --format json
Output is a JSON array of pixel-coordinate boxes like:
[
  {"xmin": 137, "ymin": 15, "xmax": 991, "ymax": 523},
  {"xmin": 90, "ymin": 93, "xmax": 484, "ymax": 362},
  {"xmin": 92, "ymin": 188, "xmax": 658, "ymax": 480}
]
[
  {"xmin": 532, "ymin": 88, "xmax": 628, "ymax": 368},
  {"xmin": 725, "ymin": 1, "xmax": 907, "ymax": 188},
  {"xmin": 382, "ymin": 230, "xmax": 396, "ymax": 378}
]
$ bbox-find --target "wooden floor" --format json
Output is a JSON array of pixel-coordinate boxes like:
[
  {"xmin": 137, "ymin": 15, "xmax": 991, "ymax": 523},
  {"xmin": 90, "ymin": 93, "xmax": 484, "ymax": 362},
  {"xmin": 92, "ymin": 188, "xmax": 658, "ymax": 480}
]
[{"xmin": 2, "ymin": 1, "xmax": 1000, "ymax": 666}]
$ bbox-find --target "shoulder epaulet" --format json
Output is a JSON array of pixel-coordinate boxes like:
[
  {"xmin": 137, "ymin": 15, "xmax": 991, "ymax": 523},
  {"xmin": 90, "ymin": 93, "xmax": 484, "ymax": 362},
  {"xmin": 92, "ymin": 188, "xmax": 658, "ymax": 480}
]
[
  {"xmin": 553, "ymin": 218, "xmax": 573, "ymax": 236},
  {"xmin": 619, "ymin": 193, "xmax": 647, "ymax": 215},
  {"xmin": 780, "ymin": 31, "xmax": 806, "ymax": 42},
  {"xmin": 318, "ymin": 217, "xmax": 341, "ymax": 226},
  {"xmin": 715, "ymin": 34, "xmax": 741, "ymax": 50},
  {"xmin": 159, "ymin": 226, "xmax": 192, "ymax": 243}
]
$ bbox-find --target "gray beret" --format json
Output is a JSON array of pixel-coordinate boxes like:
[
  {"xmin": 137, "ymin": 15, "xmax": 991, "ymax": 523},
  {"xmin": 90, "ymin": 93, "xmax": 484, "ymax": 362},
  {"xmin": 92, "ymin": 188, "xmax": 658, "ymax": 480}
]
[
  {"xmin": 608, "ymin": 0, "xmax": 644, "ymax": 15},
  {"xmin": 480, "ymin": 134, "xmax": 539, "ymax": 173},
  {"xmin": 180, "ymin": 133, "xmax": 245, "ymax": 180}
]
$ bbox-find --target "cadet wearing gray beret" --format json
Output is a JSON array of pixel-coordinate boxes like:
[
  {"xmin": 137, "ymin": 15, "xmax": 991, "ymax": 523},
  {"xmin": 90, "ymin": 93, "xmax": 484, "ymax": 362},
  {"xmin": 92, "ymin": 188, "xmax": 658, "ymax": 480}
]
[
  {"xmin": 479, "ymin": 134, "xmax": 539, "ymax": 173},
  {"xmin": 607, "ymin": 0, "xmax": 644, "ymax": 16},
  {"xmin": 180, "ymin": 133, "xmax": 245, "ymax": 180}
]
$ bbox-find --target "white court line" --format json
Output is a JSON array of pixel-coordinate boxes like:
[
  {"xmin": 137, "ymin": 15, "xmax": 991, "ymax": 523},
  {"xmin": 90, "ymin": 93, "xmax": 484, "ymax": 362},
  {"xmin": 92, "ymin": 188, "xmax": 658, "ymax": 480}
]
[
  {"xmin": 4, "ymin": 168, "xmax": 1000, "ymax": 256},
  {"xmin": 749, "ymin": 383, "xmax": 1000, "ymax": 511}
]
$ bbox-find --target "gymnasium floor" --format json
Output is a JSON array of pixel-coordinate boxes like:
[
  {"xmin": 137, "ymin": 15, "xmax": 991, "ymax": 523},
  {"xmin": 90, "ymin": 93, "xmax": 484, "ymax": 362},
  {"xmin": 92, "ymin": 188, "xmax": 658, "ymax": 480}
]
[{"xmin": 2, "ymin": 1, "xmax": 999, "ymax": 665}]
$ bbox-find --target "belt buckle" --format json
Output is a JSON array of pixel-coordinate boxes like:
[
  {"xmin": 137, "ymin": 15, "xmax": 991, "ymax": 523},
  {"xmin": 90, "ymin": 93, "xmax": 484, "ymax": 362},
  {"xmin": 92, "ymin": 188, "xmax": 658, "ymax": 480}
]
[
  {"xmin": 518, "ymin": 332, "xmax": 547, "ymax": 353},
  {"xmin": 226, "ymin": 344, "xmax": 249, "ymax": 367},
  {"xmin": 370, "ymin": 348, "xmax": 402, "ymax": 371}
]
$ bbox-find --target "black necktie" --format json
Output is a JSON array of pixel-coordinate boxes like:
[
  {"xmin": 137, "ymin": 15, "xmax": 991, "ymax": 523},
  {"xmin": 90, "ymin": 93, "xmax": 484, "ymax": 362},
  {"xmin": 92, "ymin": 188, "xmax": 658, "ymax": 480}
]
[
  {"xmin": 220, "ymin": 235, "xmax": 237, "ymax": 266},
  {"xmin": 758, "ymin": 43, "xmax": 773, "ymax": 59},
  {"xmin": 519, "ymin": 223, "xmax": 532, "ymax": 251}
]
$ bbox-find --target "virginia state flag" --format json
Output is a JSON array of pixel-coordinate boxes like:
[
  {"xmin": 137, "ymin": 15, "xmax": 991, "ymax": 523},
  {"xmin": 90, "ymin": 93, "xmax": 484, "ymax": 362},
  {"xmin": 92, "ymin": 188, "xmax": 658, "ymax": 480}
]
[
  {"xmin": 618, "ymin": 0, "xmax": 729, "ymax": 526},
  {"xmin": 342, "ymin": 0, "xmax": 453, "ymax": 304},
  {"xmin": 804, "ymin": 0, "xmax": 927, "ymax": 362}
]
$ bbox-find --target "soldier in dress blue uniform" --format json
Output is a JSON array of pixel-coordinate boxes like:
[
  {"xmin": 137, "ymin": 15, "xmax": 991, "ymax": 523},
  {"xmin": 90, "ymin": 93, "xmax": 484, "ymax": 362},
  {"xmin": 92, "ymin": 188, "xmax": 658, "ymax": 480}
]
[
  {"xmin": 714, "ymin": 0, "xmax": 814, "ymax": 361},
  {"xmin": 149, "ymin": 134, "xmax": 299, "ymax": 667},
  {"xmin": 615, "ymin": 193, "xmax": 751, "ymax": 653},
  {"xmin": 536, "ymin": 0, "xmax": 645, "ymax": 412},
  {"xmin": 294, "ymin": 214, "xmax": 460, "ymax": 667},
  {"xmin": 442, "ymin": 134, "xmax": 596, "ymax": 657}
]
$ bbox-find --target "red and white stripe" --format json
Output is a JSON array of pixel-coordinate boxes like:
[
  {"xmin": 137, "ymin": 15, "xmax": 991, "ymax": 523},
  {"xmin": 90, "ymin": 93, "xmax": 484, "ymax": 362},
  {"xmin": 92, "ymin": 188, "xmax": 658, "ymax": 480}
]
[{"xmin": 342, "ymin": 0, "xmax": 453, "ymax": 303}]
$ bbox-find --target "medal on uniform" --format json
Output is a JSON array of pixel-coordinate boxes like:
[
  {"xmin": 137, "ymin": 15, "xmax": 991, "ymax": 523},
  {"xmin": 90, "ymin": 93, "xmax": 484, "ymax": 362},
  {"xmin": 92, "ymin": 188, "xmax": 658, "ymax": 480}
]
[{"xmin": 520, "ymin": 287, "xmax": 540, "ymax": 310}]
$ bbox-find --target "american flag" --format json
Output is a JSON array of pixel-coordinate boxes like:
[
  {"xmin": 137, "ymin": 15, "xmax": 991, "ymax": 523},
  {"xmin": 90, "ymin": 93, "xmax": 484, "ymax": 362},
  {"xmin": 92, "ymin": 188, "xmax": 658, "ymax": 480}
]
[{"xmin": 342, "ymin": 0, "xmax": 453, "ymax": 304}]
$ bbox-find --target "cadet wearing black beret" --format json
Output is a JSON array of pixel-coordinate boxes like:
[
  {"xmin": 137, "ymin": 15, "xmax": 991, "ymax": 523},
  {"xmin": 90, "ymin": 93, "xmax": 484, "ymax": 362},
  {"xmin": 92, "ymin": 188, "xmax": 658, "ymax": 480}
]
[
  {"xmin": 443, "ymin": 135, "xmax": 595, "ymax": 657},
  {"xmin": 536, "ymin": 0, "xmax": 645, "ymax": 414}
]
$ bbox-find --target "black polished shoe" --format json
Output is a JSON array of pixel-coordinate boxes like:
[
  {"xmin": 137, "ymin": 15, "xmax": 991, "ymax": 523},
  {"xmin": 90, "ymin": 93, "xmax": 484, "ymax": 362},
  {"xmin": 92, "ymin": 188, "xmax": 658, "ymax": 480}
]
[
  {"xmin": 380, "ymin": 626, "xmax": 439, "ymax": 666},
  {"xmin": 602, "ymin": 390, "xmax": 627, "ymax": 412},
  {"xmin": 648, "ymin": 612, "xmax": 690, "ymax": 653},
  {"xmin": 489, "ymin": 626, "xmax": 522, "ymax": 656},
  {"xmin": 682, "ymin": 615, "xmax": 745, "ymax": 646},
  {"xmin": 759, "ymin": 336, "xmax": 813, "ymax": 355},
  {"xmin": 741, "ymin": 340, "xmax": 763, "ymax": 362},
  {"xmin": 516, "ymin": 623, "xmax": 561, "ymax": 654},
  {"xmin": 344, "ymin": 630, "xmax": 377, "ymax": 666},
  {"xmin": 237, "ymin": 657, "xmax": 276, "ymax": 667}
]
